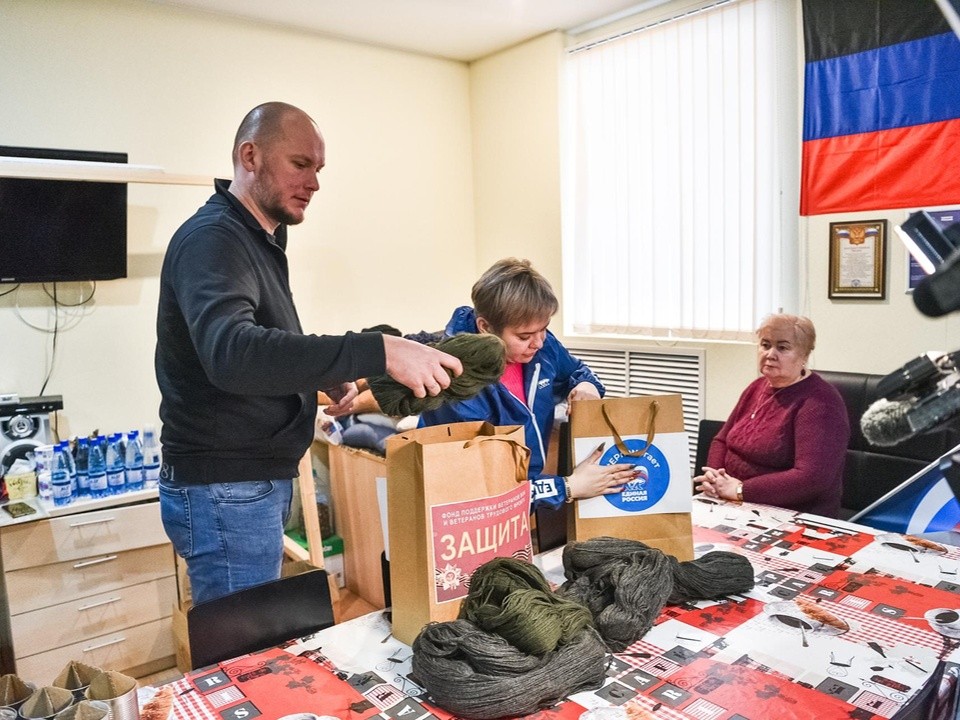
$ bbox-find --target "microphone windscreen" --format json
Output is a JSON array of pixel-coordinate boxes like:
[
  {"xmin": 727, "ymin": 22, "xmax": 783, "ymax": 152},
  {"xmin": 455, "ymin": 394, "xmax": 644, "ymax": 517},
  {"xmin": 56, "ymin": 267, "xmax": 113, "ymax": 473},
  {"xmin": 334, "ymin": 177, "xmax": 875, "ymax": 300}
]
[
  {"xmin": 861, "ymin": 398, "xmax": 914, "ymax": 447},
  {"xmin": 914, "ymin": 248, "xmax": 960, "ymax": 317},
  {"xmin": 913, "ymin": 277, "xmax": 948, "ymax": 317}
]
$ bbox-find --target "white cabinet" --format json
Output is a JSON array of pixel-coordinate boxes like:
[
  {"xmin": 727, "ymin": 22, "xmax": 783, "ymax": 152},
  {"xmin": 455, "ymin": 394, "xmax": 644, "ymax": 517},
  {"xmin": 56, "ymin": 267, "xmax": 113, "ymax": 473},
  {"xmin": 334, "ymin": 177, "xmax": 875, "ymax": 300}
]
[{"xmin": 0, "ymin": 499, "xmax": 176, "ymax": 681}]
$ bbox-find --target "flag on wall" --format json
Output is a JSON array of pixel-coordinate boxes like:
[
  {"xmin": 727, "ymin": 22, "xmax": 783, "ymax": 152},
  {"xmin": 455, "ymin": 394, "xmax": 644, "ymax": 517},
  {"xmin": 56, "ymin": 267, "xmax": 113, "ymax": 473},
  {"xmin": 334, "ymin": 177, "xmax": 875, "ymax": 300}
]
[{"xmin": 800, "ymin": 0, "xmax": 960, "ymax": 215}]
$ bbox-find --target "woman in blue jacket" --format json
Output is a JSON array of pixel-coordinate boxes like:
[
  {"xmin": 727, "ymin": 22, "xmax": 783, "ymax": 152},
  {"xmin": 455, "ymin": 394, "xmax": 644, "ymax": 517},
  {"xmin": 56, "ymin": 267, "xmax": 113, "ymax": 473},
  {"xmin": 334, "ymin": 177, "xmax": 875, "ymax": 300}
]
[{"xmin": 419, "ymin": 258, "xmax": 637, "ymax": 510}]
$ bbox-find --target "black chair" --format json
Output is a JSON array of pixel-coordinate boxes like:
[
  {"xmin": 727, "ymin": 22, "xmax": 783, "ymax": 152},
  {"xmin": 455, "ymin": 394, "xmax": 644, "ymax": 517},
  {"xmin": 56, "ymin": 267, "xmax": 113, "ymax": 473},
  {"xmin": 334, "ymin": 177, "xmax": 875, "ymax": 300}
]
[
  {"xmin": 533, "ymin": 422, "xmax": 574, "ymax": 552},
  {"xmin": 187, "ymin": 568, "xmax": 335, "ymax": 669},
  {"xmin": 694, "ymin": 419, "xmax": 725, "ymax": 477},
  {"xmin": 817, "ymin": 369, "xmax": 960, "ymax": 519},
  {"xmin": 694, "ymin": 371, "xmax": 960, "ymax": 519}
]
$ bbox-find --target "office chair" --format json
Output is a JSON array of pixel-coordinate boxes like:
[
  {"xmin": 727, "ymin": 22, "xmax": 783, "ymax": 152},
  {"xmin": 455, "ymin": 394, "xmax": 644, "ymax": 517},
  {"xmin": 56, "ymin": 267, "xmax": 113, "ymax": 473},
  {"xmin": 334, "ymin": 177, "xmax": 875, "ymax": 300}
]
[
  {"xmin": 694, "ymin": 419, "xmax": 724, "ymax": 475},
  {"xmin": 187, "ymin": 568, "xmax": 335, "ymax": 669}
]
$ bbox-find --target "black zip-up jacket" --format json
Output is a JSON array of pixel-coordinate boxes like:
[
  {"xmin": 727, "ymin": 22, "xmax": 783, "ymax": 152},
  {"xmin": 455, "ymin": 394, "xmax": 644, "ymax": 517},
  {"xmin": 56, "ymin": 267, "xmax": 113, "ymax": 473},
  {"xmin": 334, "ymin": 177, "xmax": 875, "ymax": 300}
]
[{"xmin": 155, "ymin": 180, "xmax": 385, "ymax": 483}]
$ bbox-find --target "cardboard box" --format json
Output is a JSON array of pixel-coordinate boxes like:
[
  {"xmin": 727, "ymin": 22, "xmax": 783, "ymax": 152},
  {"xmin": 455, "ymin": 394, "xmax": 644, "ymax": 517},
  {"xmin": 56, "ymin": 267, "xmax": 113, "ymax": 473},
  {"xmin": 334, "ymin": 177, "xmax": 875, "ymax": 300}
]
[
  {"xmin": 328, "ymin": 445, "xmax": 387, "ymax": 608},
  {"xmin": 4, "ymin": 471, "xmax": 37, "ymax": 500},
  {"xmin": 172, "ymin": 602, "xmax": 191, "ymax": 673}
]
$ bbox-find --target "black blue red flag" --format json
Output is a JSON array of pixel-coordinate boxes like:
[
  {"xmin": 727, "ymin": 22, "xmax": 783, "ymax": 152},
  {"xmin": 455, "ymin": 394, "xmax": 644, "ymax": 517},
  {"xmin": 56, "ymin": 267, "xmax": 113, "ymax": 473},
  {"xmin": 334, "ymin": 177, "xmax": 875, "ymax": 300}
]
[{"xmin": 801, "ymin": 0, "xmax": 960, "ymax": 215}]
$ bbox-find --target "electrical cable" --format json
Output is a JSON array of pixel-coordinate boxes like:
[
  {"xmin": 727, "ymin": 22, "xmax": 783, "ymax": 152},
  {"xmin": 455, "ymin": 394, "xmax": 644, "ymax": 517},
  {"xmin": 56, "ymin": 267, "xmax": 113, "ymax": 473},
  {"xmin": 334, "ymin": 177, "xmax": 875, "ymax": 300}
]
[
  {"xmin": 38, "ymin": 283, "xmax": 59, "ymax": 396},
  {"xmin": 0, "ymin": 283, "xmax": 19, "ymax": 298},
  {"xmin": 42, "ymin": 281, "xmax": 95, "ymax": 306},
  {"xmin": 14, "ymin": 284, "xmax": 87, "ymax": 332}
]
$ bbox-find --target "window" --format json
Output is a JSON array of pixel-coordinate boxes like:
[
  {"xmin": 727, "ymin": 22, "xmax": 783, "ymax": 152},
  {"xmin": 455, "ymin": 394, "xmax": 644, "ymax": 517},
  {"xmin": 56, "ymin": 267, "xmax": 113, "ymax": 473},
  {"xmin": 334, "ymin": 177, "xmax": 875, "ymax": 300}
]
[{"xmin": 561, "ymin": 0, "xmax": 798, "ymax": 341}]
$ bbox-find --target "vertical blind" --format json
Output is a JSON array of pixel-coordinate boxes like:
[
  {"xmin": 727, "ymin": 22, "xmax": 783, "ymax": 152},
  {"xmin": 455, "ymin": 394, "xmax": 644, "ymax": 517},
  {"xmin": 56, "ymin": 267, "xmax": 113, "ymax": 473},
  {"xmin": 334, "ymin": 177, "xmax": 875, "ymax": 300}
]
[{"xmin": 561, "ymin": 0, "xmax": 796, "ymax": 341}]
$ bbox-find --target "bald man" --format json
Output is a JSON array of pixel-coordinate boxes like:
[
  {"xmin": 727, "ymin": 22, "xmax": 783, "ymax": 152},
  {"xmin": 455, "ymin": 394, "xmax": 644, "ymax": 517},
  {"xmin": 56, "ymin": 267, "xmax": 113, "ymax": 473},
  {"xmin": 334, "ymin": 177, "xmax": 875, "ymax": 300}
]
[{"xmin": 156, "ymin": 102, "xmax": 461, "ymax": 604}]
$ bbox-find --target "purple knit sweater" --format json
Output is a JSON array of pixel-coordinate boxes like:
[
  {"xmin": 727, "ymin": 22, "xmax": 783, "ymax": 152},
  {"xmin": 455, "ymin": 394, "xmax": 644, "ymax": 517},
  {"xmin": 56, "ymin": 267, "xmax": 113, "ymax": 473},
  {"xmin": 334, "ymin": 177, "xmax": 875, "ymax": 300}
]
[{"xmin": 707, "ymin": 372, "xmax": 850, "ymax": 517}]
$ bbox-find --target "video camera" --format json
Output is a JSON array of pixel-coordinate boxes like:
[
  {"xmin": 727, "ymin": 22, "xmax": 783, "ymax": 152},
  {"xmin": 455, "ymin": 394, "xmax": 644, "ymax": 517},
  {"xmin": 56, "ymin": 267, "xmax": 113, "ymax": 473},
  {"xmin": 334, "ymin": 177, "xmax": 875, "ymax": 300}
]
[
  {"xmin": 895, "ymin": 210, "xmax": 960, "ymax": 318},
  {"xmin": 861, "ymin": 210, "xmax": 960, "ymax": 446},
  {"xmin": 862, "ymin": 350, "xmax": 960, "ymax": 446}
]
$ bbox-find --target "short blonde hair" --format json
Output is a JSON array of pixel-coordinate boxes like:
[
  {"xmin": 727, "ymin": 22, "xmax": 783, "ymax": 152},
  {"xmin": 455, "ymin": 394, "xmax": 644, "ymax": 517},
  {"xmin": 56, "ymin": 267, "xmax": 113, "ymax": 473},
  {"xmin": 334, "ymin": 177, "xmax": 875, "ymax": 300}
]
[
  {"xmin": 471, "ymin": 258, "xmax": 558, "ymax": 333},
  {"xmin": 756, "ymin": 313, "xmax": 816, "ymax": 357}
]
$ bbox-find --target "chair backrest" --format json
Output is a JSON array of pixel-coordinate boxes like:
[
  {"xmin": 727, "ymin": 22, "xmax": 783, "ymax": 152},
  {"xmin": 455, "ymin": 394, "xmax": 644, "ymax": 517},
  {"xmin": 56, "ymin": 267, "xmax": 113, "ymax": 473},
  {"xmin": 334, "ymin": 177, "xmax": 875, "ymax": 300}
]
[
  {"xmin": 695, "ymin": 371, "xmax": 960, "ymax": 519},
  {"xmin": 817, "ymin": 369, "xmax": 960, "ymax": 518},
  {"xmin": 533, "ymin": 422, "xmax": 573, "ymax": 552},
  {"xmin": 187, "ymin": 569, "xmax": 335, "ymax": 669},
  {"xmin": 694, "ymin": 419, "xmax": 725, "ymax": 478}
]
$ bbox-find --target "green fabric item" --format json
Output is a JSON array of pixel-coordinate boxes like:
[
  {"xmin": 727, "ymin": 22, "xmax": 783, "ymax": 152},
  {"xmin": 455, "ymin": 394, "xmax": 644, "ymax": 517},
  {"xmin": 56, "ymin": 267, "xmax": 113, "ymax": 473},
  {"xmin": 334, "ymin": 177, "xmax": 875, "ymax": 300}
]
[
  {"xmin": 368, "ymin": 333, "xmax": 505, "ymax": 417},
  {"xmin": 412, "ymin": 619, "xmax": 607, "ymax": 720},
  {"xmin": 458, "ymin": 557, "xmax": 593, "ymax": 656},
  {"xmin": 558, "ymin": 536, "xmax": 755, "ymax": 651}
]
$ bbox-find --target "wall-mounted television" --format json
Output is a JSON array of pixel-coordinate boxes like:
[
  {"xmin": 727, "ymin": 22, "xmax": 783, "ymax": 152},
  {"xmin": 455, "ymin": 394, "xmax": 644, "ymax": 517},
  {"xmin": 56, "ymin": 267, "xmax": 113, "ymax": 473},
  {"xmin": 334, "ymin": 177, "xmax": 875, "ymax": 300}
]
[{"xmin": 0, "ymin": 146, "xmax": 127, "ymax": 284}]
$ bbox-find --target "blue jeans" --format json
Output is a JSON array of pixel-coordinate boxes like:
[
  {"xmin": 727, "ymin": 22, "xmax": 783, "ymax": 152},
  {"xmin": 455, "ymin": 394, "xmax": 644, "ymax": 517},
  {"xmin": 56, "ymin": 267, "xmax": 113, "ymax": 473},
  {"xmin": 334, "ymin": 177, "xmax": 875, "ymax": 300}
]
[{"xmin": 159, "ymin": 471, "xmax": 294, "ymax": 605}]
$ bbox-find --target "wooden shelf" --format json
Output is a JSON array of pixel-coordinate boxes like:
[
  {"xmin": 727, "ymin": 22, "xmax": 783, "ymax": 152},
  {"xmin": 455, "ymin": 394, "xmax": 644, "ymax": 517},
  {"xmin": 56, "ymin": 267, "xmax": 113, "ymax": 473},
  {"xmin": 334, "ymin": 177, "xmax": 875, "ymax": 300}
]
[{"xmin": 0, "ymin": 157, "xmax": 212, "ymax": 186}]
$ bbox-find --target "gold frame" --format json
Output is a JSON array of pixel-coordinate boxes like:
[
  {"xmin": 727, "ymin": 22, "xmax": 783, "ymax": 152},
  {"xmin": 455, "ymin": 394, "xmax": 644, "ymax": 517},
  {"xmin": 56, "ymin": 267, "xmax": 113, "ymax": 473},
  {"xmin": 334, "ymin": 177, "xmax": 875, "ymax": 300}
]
[{"xmin": 828, "ymin": 219, "xmax": 887, "ymax": 299}]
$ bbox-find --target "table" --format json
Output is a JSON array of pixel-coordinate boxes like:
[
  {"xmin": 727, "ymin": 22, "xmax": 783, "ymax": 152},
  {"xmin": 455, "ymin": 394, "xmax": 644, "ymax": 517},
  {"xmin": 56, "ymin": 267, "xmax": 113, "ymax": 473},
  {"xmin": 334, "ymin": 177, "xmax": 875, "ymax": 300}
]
[
  {"xmin": 168, "ymin": 498, "xmax": 960, "ymax": 720},
  {"xmin": 0, "ymin": 486, "xmax": 158, "ymax": 527}
]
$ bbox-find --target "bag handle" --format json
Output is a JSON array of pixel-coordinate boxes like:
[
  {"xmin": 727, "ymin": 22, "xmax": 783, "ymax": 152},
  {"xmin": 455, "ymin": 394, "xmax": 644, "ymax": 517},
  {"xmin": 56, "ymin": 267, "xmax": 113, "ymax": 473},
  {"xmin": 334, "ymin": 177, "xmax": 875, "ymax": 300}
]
[
  {"xmin": 601, "ymin": 400, "xmax": 659, "ymax": 457},
  {"xmin": 463, "ymin": 436, "xmax": 531, "ymax": 484}
]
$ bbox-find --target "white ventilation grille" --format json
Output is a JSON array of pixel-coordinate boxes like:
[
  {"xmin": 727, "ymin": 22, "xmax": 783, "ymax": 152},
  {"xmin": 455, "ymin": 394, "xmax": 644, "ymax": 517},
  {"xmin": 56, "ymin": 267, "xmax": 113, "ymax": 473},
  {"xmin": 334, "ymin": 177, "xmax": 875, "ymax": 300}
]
[{"xmin": 566, "ymin": 344, "xmax": 705, "ymax": 469}]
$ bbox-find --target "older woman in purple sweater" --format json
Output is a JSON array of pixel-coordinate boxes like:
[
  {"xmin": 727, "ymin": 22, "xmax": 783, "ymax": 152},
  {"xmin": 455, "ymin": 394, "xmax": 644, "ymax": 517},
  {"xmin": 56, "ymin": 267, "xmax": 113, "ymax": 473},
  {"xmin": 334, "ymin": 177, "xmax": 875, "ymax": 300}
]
[{"xmin": 695, "ymin": 314, "xmax": 849, "ymax": 517}]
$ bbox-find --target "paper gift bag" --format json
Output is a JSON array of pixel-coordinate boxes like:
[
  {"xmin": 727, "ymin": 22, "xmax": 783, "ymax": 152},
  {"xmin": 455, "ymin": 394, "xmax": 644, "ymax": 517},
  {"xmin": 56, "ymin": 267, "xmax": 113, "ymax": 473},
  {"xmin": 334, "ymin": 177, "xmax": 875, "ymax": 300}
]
[
  {"xmin": 567, "ymin": 395, "xmax": 694, "ymax": 561},
  {"xmin": 386, "ymin": 421, "xmax": 532, "ymax": 645}
]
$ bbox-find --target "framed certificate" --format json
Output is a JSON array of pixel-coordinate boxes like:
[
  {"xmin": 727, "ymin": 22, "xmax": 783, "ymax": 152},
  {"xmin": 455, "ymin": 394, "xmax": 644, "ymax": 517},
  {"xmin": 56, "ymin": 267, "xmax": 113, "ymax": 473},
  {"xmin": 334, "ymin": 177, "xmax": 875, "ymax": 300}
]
[{"xmin": 829, "ymin": 220, "xmax": 887, "ymax": 299}]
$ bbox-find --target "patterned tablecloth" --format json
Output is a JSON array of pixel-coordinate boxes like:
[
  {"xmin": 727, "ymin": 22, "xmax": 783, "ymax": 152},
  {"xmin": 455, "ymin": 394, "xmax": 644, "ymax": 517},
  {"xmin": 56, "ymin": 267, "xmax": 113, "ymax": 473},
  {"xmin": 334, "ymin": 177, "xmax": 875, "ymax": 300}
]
[{"xmin": 168, "ymin": 498, "xmax": 960, "ymax": 720}]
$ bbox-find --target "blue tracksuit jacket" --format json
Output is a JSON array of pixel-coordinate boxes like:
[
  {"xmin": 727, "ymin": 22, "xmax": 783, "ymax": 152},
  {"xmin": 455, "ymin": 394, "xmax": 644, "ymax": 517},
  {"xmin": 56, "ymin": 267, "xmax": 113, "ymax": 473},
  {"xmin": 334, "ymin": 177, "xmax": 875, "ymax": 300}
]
[{"xmin": 418, "ymin": 306, "xmax": 604, "ymax": 509}]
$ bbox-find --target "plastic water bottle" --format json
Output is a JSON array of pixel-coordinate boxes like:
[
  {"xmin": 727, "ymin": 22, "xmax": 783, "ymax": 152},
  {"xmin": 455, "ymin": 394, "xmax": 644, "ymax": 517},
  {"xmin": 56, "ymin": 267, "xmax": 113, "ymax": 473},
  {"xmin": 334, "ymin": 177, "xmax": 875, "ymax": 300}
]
[
  {"xmin": 124, "ymin": 430, "xmax": 144, "ymax": 491},
  {"xmin": 87, "ymin": 437, "xmax": 108, "ymax": 499},
  {"xmin": 74, "ymin": 437, "xmax": 90, "ymax": 498},
  {"xmin": 51, "ymin": 445, "xmax": 73, "ymax": 507},
  {"xmin": 106, "ymin": 433, "xmax": 126, "ymax": 495},
  {"xmin": 34, "ymin": 444, "xmax": 55, "ymax": 500},
  {"xmin": 58, "ymin": 440, "xmax": 77, "ymax": 497},
  {"xmin": 142, "ymin": 424, "xmax": 161, "ymax": 489}
]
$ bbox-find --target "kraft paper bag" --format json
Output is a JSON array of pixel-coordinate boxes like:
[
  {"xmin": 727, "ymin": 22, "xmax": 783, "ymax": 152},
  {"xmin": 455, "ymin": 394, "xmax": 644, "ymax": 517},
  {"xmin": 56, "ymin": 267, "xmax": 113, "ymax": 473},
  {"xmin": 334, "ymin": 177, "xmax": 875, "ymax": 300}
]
[
  {"xmin": 386, "ymin": 421, "xmax": 532, "ymax": 645},
  {"xmin": 567, "ymin": 395, "xmax": 694, "ymax": 561}
]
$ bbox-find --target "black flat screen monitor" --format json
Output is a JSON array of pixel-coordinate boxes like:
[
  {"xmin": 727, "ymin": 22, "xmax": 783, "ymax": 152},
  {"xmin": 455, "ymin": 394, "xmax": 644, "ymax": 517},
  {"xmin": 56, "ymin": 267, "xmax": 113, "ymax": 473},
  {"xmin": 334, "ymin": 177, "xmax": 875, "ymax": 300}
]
[{"xmin": 0, "ymin": 146, "xmax": 127, "ymax": 284}]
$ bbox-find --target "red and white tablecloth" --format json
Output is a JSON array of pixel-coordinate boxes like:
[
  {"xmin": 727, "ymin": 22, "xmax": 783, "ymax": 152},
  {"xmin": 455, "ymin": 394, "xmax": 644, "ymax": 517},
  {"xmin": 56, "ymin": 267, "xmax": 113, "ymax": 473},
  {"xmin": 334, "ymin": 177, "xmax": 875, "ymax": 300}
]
[{"xmin": 168, "ymin": 498, "xmax": 960, "ymax": 720}]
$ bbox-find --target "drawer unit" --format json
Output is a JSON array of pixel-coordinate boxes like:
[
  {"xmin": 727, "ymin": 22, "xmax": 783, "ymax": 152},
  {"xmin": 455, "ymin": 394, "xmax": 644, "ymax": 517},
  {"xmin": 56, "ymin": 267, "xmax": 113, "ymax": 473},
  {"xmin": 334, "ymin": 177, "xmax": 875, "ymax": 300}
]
[
  {"xmin": 2, "ymin": 503, "xmax": 169, "ymax": 570},
  {"xmin": 11, "ymin": 577, "xmax": 176, "ymax": 655},
  {"xmin": 15, "ymin": 617, "xmax": 175, "ymax": 682},
  {"xmin": 0, "ymin": 496, "xmax": 176, "ymax": 679},
  {"xmin": 6, "ymin": 544, "xmax": 174, "ymax": 615}
]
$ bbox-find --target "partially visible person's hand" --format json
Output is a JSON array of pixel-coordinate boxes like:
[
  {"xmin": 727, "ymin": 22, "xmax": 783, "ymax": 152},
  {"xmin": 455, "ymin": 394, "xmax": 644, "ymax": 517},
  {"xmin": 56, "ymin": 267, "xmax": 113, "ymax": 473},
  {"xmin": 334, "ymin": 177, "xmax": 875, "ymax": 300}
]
[
  {"xmin": 567, "ymin": 443, "xmax": 638, "ymax": 500},
  {"xmin": 383, "ymin": 335, "xmax": 463, "ymax": 399},
  {"xmin": 322, "ymin": 382, "xmax": 359, "ymax": 417},
  {"xmin": 567, "ymin": 381, "xmax": 601, "ymax": 408},
  {"xmin": 695, "ymin": 466, "xmax": 741, "ymax": 501}
]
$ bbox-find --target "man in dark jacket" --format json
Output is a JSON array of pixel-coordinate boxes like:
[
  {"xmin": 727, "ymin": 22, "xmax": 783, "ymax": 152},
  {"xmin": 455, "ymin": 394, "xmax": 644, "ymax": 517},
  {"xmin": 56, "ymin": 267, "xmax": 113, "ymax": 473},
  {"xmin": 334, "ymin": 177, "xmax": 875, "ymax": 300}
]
[{"xmin": 156, "ymin": 101, "xmax": 460, "ymax": 604}]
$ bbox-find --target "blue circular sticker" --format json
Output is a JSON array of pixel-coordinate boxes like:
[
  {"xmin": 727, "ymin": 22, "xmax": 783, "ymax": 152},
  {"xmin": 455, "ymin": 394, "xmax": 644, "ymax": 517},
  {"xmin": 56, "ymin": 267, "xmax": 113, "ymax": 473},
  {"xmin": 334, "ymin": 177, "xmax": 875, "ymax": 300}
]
[{"xmin": 598, "ymin": 440, "xmax": 670, "ymax": 512}]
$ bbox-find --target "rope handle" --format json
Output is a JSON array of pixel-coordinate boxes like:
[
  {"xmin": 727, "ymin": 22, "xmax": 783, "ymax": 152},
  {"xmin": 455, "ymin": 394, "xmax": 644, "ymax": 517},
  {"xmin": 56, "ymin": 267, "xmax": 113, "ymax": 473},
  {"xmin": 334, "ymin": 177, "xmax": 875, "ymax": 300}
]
[
  {"xmin": 601, "ymin": 400, "xmax": 659, "ymax": 457},
  {"xmin": 463, "ymin": 435, "xmax": 531, "ymax": 484}
]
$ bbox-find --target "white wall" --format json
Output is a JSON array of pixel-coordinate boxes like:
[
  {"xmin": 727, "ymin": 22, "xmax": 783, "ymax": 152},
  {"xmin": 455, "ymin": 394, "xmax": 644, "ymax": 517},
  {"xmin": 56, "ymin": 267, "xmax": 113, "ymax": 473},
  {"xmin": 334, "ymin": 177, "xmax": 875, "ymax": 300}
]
[
  {"xmin": 469, "ymin": 33, "xmax": 566, "ymax": 321},
  {"xmin": 0, "ymin": 0, "xmax": 476, "ymax": 437}
]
